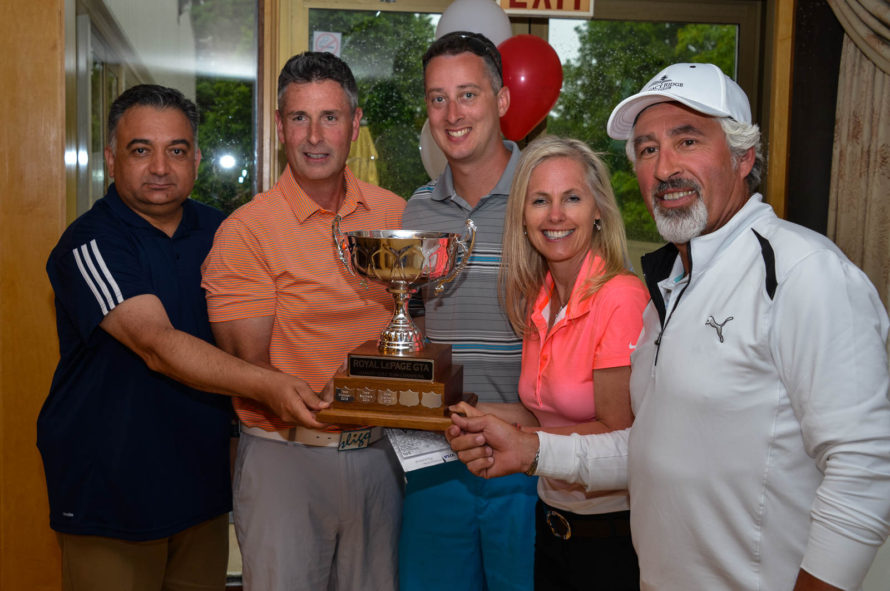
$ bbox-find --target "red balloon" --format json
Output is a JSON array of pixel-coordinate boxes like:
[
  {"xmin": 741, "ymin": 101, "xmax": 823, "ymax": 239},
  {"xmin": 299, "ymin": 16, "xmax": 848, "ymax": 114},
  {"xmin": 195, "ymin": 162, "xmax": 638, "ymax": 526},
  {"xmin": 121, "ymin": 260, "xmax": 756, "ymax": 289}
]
[{"xmin": 498, "ymin": 35, "xmax": 563, "ymax": 141}]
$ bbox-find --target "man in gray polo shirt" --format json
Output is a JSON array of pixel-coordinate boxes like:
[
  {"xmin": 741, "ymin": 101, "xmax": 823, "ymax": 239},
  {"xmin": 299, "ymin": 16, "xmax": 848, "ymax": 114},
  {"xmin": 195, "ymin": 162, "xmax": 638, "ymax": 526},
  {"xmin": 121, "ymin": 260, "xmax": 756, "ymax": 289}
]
[{"xmin": 398, "ymin": 31, "xmax": 537, "ymax": 591}]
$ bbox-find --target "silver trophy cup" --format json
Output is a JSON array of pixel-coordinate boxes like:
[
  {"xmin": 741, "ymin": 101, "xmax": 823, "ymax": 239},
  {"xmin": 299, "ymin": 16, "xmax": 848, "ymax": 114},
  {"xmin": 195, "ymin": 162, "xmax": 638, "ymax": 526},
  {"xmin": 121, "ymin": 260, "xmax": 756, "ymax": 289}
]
[{"xmin": 333, "ymin": 216, "xmax": 476, "ymax": 354}]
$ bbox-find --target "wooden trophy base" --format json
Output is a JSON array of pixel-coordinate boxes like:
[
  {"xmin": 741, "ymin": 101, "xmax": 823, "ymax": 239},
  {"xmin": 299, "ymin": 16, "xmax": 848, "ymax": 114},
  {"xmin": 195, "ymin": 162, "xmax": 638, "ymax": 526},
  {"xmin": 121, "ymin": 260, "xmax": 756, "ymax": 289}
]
[
  {"xmin": 317, "ymin": 340, "xmax": 473, "ymax": 431},
  {"xmin": 316, "ymin": 393, "xmax": 477, "ymax": 431}
]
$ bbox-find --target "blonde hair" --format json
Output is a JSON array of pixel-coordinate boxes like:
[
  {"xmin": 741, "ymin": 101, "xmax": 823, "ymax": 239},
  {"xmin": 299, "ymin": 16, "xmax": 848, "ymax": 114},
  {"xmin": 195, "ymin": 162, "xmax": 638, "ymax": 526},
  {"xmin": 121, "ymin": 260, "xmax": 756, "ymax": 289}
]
[{"xmin": 500, "ymin": 135, "xmax": 632, "ymax": 337}]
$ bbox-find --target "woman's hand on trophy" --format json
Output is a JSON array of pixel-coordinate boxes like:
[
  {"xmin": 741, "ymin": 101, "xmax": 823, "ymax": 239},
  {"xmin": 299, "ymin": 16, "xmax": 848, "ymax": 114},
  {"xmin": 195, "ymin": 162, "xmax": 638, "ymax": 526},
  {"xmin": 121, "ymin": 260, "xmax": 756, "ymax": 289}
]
[{"xmin": 449, "ymin": 400, "xmax": 485, "ymax": 418}]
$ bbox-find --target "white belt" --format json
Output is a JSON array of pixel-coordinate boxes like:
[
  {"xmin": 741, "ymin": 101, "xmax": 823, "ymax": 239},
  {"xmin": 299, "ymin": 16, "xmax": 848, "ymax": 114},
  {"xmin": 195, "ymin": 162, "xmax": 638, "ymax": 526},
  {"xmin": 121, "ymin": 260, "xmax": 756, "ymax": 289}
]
[{"xmin": 241, "ymin": 425, "xmax": 383, "ymax": 450}]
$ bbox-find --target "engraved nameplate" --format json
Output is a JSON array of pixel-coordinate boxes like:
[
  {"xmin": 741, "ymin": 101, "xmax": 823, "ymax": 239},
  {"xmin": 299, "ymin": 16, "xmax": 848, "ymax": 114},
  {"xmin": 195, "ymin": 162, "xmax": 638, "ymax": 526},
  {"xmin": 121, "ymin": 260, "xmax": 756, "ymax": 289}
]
[{"xmin": 349, "ymin": 355, "xmax": 434, "ymax": 381}]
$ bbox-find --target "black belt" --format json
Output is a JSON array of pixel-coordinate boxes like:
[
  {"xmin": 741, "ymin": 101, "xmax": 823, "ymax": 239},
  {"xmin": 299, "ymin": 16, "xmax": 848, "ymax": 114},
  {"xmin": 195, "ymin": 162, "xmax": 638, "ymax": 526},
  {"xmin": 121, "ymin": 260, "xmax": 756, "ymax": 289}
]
[{"xmin": 541, "ymin": 504, "xmax": 631, "ymax": 541}]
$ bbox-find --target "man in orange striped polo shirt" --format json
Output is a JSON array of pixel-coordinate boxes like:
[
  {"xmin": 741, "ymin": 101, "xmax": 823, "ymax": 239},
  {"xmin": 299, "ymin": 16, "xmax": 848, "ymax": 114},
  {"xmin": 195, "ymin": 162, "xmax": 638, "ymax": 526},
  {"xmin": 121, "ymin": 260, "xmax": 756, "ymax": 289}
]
[{"xmin": 202, "ymin": 52, "xmax": 406, "ymax": 591}]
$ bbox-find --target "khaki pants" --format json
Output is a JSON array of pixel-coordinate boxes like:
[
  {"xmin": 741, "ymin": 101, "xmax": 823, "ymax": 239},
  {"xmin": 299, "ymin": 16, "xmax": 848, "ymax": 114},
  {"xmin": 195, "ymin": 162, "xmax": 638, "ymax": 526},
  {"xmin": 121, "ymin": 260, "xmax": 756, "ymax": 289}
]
[
  {"xmin": 234, "ymin": 430, "xmax": 403, "ymax": 591},
  {"xmin": 58, "ymin": 513, "xmax": 229, "ymax": 591}
]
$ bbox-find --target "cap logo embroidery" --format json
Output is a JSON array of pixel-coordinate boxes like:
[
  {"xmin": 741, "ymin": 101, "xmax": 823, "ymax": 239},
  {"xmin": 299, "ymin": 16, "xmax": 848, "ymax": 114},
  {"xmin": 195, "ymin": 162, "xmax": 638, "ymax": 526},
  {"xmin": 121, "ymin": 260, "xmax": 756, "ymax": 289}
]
[{"xmin": 646, "ymin": 77, "xmax": 684, "ymax": 92}]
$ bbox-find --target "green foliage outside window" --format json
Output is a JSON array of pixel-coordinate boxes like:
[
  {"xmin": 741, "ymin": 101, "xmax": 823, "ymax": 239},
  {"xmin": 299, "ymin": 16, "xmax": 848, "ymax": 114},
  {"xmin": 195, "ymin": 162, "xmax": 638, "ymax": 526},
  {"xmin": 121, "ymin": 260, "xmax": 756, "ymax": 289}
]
[
  {"xmin": 309, "ymin": 10, "xmax": 436, "ymax": 200},
  {"xmin": 186, "ymin": 4, "xmax": 736, "ymax": 240},
  {"xmin": 547, "ymin": 21, "xmax": 736, "ymax": 242},
  {"xmin": 189, "ymin": 0, "xmax": 258, "ymax": 213},
  {"xmin": 193, "ymin": 78, "xmax": 256, "ymax": 212}
]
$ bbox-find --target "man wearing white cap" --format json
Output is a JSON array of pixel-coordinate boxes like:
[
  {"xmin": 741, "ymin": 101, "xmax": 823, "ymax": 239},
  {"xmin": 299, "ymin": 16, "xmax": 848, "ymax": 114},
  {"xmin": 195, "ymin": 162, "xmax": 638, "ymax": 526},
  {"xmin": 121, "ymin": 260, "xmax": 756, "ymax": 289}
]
[{"xmin": 446, "ymin": 63, "xmax": 890, "ymax": 591}]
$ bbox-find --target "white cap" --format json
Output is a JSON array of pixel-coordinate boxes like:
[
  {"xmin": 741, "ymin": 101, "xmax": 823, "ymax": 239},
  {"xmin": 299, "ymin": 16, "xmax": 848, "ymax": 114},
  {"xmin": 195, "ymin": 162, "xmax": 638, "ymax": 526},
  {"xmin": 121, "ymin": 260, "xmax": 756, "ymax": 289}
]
[{"xmin": 606, "ymin": 63, "xmax": 751, "ymax": 140}]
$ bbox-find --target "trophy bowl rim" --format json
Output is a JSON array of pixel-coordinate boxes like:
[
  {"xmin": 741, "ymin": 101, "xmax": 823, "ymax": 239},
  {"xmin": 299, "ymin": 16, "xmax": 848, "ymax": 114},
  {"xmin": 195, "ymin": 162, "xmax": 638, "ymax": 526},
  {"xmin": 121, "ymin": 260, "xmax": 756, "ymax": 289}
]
[{"xmin": 343, "ymin": 229, "xmax": 456, "ymax": 240}]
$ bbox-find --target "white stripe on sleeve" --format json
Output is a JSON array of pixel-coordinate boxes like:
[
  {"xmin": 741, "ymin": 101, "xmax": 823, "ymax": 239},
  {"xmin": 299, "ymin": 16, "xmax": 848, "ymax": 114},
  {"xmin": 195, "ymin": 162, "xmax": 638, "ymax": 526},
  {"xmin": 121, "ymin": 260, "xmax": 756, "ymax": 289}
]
[
  {"xmin": 78, "ymin": 242, "xmax": 116, "ymax": 311},
  {"xmin": 73, "ymin": 247, "xmax": 109, "ymax": 315},
  {"xmin": 88, "ymin": 239, "xmax": 124, "ymax": 305}
]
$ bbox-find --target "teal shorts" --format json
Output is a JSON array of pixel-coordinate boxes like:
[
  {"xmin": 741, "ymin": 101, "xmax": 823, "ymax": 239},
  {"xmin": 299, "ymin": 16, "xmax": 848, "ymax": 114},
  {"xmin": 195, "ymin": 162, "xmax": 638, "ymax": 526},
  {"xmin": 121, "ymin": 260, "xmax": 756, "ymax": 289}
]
[{"xmin": 399, "ymin": 460, "xmax": 538, "ymax": 591}]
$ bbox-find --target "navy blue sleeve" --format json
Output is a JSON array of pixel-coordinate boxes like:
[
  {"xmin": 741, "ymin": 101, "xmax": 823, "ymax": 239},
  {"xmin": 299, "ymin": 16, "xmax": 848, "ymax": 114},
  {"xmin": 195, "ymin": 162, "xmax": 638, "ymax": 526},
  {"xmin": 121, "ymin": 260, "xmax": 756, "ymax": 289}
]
[{"xmin": 47, "ymin": 213, "xmax": 155, "ymax": 342}]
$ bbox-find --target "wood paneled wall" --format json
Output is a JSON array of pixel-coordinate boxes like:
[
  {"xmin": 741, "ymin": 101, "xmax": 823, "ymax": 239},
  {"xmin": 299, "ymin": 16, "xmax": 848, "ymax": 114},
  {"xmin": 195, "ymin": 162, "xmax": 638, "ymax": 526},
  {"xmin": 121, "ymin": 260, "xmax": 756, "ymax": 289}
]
[{"xmin": 1, "ymin": 2, "xmax": 66, "ymax": 589}]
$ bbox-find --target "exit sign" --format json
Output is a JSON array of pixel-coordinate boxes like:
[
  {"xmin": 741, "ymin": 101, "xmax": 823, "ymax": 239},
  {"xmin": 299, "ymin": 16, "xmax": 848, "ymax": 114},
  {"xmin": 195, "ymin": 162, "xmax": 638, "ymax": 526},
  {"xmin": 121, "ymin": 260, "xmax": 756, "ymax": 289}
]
[{"xmin": 500, "ymin": 0, "xmax": 594, "ymax": 18}]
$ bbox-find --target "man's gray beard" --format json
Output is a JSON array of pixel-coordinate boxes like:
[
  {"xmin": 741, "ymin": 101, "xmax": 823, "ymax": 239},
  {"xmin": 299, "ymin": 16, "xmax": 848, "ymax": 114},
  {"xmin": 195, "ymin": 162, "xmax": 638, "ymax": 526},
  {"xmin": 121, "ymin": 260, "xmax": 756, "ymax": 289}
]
[{"xmin": 653, "ymin": 196, "xmax": 708, "ymax": 244}]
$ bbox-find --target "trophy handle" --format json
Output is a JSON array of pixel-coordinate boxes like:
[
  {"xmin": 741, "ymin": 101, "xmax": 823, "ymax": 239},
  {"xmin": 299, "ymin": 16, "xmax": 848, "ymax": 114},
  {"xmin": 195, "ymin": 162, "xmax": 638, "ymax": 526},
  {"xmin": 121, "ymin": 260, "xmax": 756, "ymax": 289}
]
[
  {"xmin": 433, "ymin": 218, "xmax": 477, "ymax": 295},
  {"xmin": 332, "ymin": 215, "xmax": 367, "ymax": 288}
]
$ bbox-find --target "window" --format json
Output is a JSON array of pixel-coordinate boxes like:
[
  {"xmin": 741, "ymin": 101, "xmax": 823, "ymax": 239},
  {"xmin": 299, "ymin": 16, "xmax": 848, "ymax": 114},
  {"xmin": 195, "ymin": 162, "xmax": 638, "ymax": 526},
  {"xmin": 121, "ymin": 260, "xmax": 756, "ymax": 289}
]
[
  {"xmin": 548, "ymin": 18, "xmax": 738, "ymax": 246},
  {"xmin": 288, "ymin": 0, "xmax": 761, "ymax": 261},
  {"xmin": 308, "ymin": 8, "xmax": 441, "ymax": 198},
  {"xmin": 67, "ymin": 0, "xmax": 258, "ymax": 215}
]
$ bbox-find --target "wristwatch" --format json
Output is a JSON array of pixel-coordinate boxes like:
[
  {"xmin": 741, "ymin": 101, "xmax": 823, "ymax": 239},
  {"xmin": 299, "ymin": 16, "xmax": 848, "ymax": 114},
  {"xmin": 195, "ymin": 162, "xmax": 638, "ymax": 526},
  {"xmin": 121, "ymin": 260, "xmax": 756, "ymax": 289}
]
[{"xmin": 524, "ymin": 446, "xmax": 540, "ymax": 476}]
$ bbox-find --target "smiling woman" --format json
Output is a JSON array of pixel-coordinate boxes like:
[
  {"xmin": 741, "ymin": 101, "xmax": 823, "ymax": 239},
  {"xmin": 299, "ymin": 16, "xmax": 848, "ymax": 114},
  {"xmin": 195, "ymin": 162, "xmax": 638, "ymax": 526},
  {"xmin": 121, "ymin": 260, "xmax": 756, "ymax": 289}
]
[
  {"xmin": 462, "ymin": 135, "xmax": 650, "ymax": 590},
  {"xmin": 522, "ymin": 157, "xmax": 601, "ymax": 297}
]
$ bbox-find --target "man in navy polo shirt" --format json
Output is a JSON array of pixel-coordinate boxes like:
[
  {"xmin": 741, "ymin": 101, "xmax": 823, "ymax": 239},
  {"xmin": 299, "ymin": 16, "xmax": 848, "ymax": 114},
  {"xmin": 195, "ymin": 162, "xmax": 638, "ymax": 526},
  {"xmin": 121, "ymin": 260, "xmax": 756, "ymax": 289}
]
[{"xmin": 38, "ymin": 84, "xmax": 331, "ymax": 591}]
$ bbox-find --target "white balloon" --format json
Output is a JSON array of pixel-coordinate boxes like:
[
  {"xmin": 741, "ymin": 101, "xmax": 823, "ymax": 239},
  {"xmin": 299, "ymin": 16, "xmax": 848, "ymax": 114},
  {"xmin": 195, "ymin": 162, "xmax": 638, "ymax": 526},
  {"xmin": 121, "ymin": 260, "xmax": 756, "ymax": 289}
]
[
  {"xmin": 419, "ymin": 119, "xmax": 448, "ymax": 180},
  {"xmin": 435, "ymin": 0, "xmax": 512, "ymax": 47}
]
